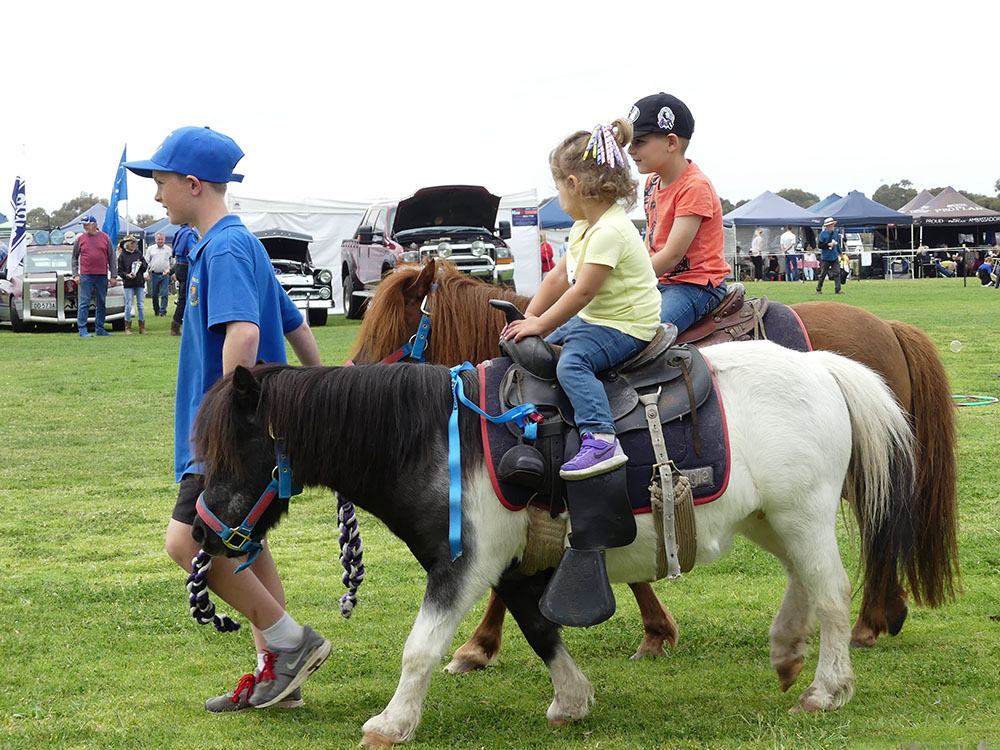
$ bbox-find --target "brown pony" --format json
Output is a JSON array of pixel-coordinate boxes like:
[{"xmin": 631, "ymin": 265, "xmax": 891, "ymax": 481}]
[{"xmin": 349, "ymin": 260, "xmax": 958, "ymax": 665}]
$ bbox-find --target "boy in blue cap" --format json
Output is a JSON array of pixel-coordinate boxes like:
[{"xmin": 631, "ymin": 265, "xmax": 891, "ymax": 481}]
[{"xmin": 125, "ymin": 126, "xmax": 330, "ymax": 712}]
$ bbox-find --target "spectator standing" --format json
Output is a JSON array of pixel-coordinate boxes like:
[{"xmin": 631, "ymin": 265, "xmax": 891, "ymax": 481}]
[
  {"xmin": 780, "ymin": 225, "xmax": 799, "ymax": 281},
  {"xmin": 170, "ymin": 222, "xmax": 200, "ymax": 336},
  {"xmin": 72, "ymin": 214, "xmax": 118, "ymax": 337},
  {"xmin": 539, "ymin": 232, "xmax": 554, "ymax": 276},
  {"xmin": 146, "ymin": 231, "xmax": 172, "ymax": 316},
  {"xmin": 118, "ymin": 235, "xmax": 148, "ymax": 334},
  {"xmin": 816, "ymin": 217, "xmax": 842, "ymax": 294},
  {"xmin": 749, "ymin": 228, "xmax": 764, "ymax": 279},
  {"xmin": 557, "ymin": 235, "xmax": 569, "ymax": 259},
  {"xmin": 125, "ymin": 125, "xmax": 329, "ymax": 712}
]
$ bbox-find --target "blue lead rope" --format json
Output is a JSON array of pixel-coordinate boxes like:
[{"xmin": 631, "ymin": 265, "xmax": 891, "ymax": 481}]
[{"xmin": 447, "ymin": 362, "xmax": 540, "ymax": 561}]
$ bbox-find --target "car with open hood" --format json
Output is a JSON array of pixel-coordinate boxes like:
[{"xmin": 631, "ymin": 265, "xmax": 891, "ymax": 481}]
[
  {"xmin": 0, "ymin": 242, "xmax": 125, "ymax": 332},
  {"xmin": 254, "ymin": 228, "xmax": 334, "ymax": 327},
  {"xmin": 340, "ymin": 185, "xmax": 515, "ymax": 319}
]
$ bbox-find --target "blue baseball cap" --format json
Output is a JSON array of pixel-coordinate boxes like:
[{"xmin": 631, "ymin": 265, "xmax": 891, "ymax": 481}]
[
  {"xmin": 124, "ymin": 126, "xmax": 245, "ymax": 183},
  {"xmin": 80, "ymin": 214, "xmax": 98, "ymax": 224}
]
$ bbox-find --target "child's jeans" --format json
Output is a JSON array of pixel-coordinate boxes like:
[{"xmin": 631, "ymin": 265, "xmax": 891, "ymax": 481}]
[
  {"xmin": 657, "ymin": 281, "xmax": 727, "ymax": 334},
  {"xmin": 546, "ymin": 317, "xmax": 649, "ymax": 436}
]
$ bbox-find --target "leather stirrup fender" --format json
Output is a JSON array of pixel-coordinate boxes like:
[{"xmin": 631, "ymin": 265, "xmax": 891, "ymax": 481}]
[{"xmin": 539, "ymin": 548, "xmax": 616, "ymax": 627}]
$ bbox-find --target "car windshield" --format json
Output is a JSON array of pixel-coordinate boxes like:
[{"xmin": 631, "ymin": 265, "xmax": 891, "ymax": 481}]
[
  {"xmin": 845, "ymin": 233, "xmax": 861, "ymax": 241},
  {"xmin": 26, "ymin": 249, "xmax": 73, "ymax": 273}
]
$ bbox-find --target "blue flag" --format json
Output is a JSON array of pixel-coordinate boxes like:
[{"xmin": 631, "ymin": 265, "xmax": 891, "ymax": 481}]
[
  {"xmin": 7, "ymin": 176, "xmax": 27, "ymax": 277},
  {"xmin": 102, "ymin": 145, "xmax": 128, "ymax": 243}
]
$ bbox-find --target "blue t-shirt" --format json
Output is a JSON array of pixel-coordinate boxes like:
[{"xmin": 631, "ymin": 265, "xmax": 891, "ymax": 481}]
[
  {"xmin": 172, "ymin": 225, "xmax": 200, "ymax": 264},
  {"xmin": 818, "ymin": 230, "xmax": 839, "ymax": 262},
  {"xmin": 174, "ymin": 215, "xmax": 304, "ymax": 481}
]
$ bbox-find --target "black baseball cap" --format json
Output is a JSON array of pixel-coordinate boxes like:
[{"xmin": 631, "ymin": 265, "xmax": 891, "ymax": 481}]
[{"xmin": 628, "ymin": 93, "xmax": 695, "ymax": 139}]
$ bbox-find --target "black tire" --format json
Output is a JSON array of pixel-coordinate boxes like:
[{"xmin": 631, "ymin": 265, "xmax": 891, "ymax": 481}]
[
  {"xmin": 342, "ymin": 274, "xmax": 366, "ymax": 320},
  {"xmin": 9, "ymin": 298, "xmax": 26, "ymax": 332},
  {"xmin": 308, "ymin": 308, "xmax": 328, "ymax": 327},
  {"xmin": 111, "ymin": 319, "xmax": 126, "ymax": 332}
]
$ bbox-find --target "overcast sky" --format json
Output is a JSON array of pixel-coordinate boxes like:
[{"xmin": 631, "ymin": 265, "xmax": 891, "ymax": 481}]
[{"xmin": 3, "ymin": 1, "xmax": 998, "ymax": 222}]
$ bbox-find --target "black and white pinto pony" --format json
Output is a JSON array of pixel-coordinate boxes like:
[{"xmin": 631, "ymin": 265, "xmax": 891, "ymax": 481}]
[{"xmin": 192, "ymin": 340, "xmax": 915, "ymax": 746}]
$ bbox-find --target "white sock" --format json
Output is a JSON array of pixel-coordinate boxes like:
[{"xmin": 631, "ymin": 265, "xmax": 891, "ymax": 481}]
[
  {"xmin": 255, "ymin": 653, "xmax": 267, "ymax": 676},
  {"xmin": 261, "ymin": 612, "xmax": 304, "ymax": 650},
  {"xmin": 592, "ymin": 433, "xmax": 615, "ymax": 444}
]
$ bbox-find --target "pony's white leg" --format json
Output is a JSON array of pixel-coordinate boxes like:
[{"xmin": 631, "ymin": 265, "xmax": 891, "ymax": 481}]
[
  {"xmin": 768, "ymin": 511, "xmax": 855, "ymax": 712},
  {"xmin": 545, "ymin": 644, "xmax": 594, "ymax": 726},
  {"xmin": 362, "ymin": 467, "xmax": 526, "ymax": 745},
  {"xmin": 739, "ymin": 519, "xmax": 816, "ymax": 692}
]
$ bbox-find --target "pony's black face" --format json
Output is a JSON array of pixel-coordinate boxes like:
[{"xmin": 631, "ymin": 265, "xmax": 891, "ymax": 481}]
[{"xmin": 190, "ymin": 366, "xmax": 292, "ymax": 558}]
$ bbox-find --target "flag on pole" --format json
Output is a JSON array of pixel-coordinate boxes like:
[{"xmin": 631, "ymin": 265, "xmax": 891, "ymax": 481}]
[
  {"xmin": 102, "ymin": 145, "xmax": 128, "ymax": 244},
  {"xmin": 7, "ymin": 176, "xmax": 27, "ymax": 279}
]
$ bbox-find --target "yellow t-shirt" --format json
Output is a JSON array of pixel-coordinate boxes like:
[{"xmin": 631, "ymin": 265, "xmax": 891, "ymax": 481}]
[{"xmin": 565, "ymin": 204, "xmax": 661, "ymax": 341}]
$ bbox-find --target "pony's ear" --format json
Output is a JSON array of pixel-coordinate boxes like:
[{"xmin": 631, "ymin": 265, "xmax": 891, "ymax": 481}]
[
  {"xmin": 403, "ymin": 259, "xmax": 437, "ymax": 304},
  {"xmin": 232, "ymin": 365, "xmax": 261, "ymax": 409}
]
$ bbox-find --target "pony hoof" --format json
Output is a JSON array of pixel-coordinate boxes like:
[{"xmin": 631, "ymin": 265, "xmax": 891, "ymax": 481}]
[
  {"xmin": 887, "ymin": 606, "xmax": 908, "ymax": 636},
  {"xmin": 788, "ymin": 698, "xmax": 825, "ymax": 714},
  {"xmin": 360, "ymin": 731, "xmax": 398, "ymax": 747},
  {"xmin": 548, "ymin": 718, "xmax": 569, "ymax": 728},
  {"xmin": 849, "ymin": 623, "xmax": 878, "ymax": 648},
  {"xmin": 776, "ymin": 659, "xmax": 804, "ymax": 692},
  {"xmin": 444, "ymin": 657, "xmax": 488, "ymax": 674},
  {"xmin": 631, "ymin": 645, "xmax": 668, "ymax": 660}
]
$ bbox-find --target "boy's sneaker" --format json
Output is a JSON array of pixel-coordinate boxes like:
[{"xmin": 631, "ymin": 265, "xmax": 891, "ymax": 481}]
[
  {"xmin": 95, "ymin": 328, "xmax": 112, "ymax": 336},
  {"xmin": 78, "ymin": 330, "xmax": 91, "ymax": 338},
  {"xmin": 560, "ymin": 434, "xmax": 628, "ymax": 480},
  {"xmin": 204, "ymin": 672, "xmax": 304, "ymax": 712},
  {"xmin": 250, "ymin": 625, "xmax": 331, "ymax": 708}
]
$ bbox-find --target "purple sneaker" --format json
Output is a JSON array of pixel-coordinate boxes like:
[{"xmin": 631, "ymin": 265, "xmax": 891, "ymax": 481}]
[{"xmin": 560, "ymin": 434, "xmax": 628, "ymax": 480}]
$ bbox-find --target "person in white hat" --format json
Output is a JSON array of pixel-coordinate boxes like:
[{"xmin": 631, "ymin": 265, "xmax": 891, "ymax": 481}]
[{"xmin": 816, "ymin": 217, "xmax": 843, "ymax": 294}]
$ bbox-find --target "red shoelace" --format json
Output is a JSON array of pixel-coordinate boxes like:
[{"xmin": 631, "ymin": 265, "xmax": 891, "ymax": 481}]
[
  {"xmin": 231, "ymin": 672, "xmax": 256, "ymax": 704},
  {"xmin": 258, "ymin": 651, "xmax": 278, "ymax": 683}
]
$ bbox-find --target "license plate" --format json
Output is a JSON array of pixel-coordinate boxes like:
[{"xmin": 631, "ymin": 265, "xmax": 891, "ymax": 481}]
[{"xmin": 32, "ymin": 300, "xmax": 56, "ymax": 310}]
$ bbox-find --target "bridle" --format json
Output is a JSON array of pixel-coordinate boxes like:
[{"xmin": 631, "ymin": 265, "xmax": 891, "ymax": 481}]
[
  {"xmin": 346, "ymin": 284, "xmax": 436, "ymax": 366},
  {"xmin": 195, "ymin": 438, "xmax": 302, "ymax": 573}
]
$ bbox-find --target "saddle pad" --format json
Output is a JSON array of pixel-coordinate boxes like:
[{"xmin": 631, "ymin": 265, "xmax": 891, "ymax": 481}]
[
  {"xmin": 476, "ymin": 357, "xmax": 731, "ymax": 514},
  {"xmin": 762, "ymin": 302, "xmax": 812, "ymax": 352}
]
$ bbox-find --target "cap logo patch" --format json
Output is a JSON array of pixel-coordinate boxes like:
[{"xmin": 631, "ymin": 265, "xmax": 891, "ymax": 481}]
[
  {"xmin": 627, "ymin": 105, "xmax": 640, "ymax": 123},
  {"xmin": 657, "ymin": 106, "xmax": 675, "ymax": 131}
]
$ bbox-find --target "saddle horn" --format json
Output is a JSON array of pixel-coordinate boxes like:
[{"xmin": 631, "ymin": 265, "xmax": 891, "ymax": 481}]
[{"xmin": 489, "ymin": 298, "xmax": 525, "ymax": 323}]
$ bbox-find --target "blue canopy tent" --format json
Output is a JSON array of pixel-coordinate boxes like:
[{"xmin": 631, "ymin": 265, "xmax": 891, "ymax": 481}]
[
  {"xmin": 807, "ymin": 193, "xmax": 843, "ymax": 214},
  {"xmin": 538, "ymin": 198, "xmax": 573, "ymax": 229},
  {"xmin": 60, "ymin": 203, "xmax": 145, "ymax": 238},
  {"xmin": 723, "ymin": 191, "xmax": 823, "ymax": 227},
  {"xmin": 143, "ymin": 216, "xmax": 181, "ymax": 243},
  {"xmin": 815, "ymin": 191, "xmax": 913, "ymax": 227}
]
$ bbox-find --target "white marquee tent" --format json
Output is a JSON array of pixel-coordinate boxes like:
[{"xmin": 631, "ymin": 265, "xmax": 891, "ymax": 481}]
[{"xmin": 229, "ymin": 189, "xmax": 542, "ymax": 313}]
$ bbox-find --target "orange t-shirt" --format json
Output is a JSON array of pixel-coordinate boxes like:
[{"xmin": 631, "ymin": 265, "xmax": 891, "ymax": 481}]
[{"xmin": 643, "ymin": 161, "xmax": 730, "ymax": 287}]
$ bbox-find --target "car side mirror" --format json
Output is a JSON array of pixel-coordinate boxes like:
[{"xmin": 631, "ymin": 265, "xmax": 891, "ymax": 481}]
[
  {"xmin": 357, "ymin": 226, "xmax": 374, "ymax": 245},
  {"xmin": 498, "ymin": 220, "xmax": 512, "ymax": 240}
]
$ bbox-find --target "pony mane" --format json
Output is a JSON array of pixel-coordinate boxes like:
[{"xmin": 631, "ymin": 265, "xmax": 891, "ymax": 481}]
[
  {"xmin": 195, "ymin": 362, "xmax": 459, "ymax": 499},
  {"xmin": 350, "ymin": 262, "xmax": 532, "ymax": 367}
]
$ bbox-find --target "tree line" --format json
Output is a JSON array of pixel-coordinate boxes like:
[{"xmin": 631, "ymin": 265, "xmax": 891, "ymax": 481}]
[{"xmin": 24, "ymin": 192, "xmax": 157, "ymax": 230}]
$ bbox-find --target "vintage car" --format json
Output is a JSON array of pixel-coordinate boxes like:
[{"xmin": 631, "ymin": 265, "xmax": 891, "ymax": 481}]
[
  {"xmin": 341, "ymin": 185, "xmax": 515, "ymax": 319},
  {"xmin": 0, "ymin": 243, "xmax": 125, "ymax": 332},
  {"xmin": 254, "ymin": 228, "xmax": 334, "ymax": 327}
]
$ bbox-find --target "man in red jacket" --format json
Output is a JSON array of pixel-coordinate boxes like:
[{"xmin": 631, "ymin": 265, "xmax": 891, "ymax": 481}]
[{"xmin": 72, "ymin": 214, "xmax": 119, "ymax": 337}]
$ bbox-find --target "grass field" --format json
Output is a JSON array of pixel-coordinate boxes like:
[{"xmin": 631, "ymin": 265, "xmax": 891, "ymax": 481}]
[{"xmin": 2, "ymin": 277, "xmax": 999, "ymax": 749}]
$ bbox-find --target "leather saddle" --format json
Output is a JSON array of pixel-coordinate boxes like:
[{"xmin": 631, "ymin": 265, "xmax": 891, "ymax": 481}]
[{"xmin": 677, "ymin": 282, "xmax": 768, "ymax": 347}]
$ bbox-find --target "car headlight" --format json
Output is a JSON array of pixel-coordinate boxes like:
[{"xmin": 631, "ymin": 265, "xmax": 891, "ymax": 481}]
[
  {"xmin": 437, "ymin": 242, "xmax": 452, "ymax": 258},
  {"xmin": 317, "ymin": 269, "xmax": 332, "ymax": 284},
  {"xmin": 401, "ymin": 250, "xmax": 420, "ymax": 263},
  {"xmin": 470, "ymin": 240, "xmax": 486, "ymax": 257},
  {"xmin": 495, "ymin": 246, "xmax": 512, "ymax": 259},
  {"xmin": 319, "ymin": 286, "xmax": 332, "ymax": 299}
]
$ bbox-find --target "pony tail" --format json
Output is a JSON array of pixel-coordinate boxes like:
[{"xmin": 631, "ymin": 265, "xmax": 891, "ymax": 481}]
[{"xmin": 611, "ymin": 117, "xmax": 633, "ymax": 148}]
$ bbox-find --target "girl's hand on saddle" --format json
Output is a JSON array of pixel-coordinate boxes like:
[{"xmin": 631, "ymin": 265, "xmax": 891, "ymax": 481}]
[{"xmin": 501, "ymin": 316, "xmax": 548, "ymax": 342}]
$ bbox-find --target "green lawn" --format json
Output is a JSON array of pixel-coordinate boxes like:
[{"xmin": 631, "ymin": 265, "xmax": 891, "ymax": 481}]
[{"xmin": 1, "ymin": 278, "xmax": 998, "ymax": 749}]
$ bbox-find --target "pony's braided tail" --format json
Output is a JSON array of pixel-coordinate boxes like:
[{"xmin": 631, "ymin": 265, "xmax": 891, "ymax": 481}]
[
  {"xmin": 186, "ymin": 550, "xmax": 241, "ymax": 633},
  {"xmin": 337, "ymin": 496, "xmax": 365, "ymax": 619}
]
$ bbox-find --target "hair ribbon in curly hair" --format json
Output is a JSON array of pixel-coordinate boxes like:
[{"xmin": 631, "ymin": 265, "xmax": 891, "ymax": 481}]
[{"xmin": 582, "ymin": 124, "xmax": 625, "ymax": 167}]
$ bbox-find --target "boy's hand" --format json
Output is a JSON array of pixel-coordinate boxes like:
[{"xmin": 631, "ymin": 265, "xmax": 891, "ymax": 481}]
[{"xmin": 501, "ymin": 316, "xmax": 547, "ymax": 342}]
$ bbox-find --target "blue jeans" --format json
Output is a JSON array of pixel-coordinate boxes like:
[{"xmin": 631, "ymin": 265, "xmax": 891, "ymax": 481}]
[
  {"xmin": 657, "ymin": 281, "xmax": 727, "ymax": 334},
  {"xmin": 546, "ymin": 317, "xmax": 648, "ymax": 435},
  {"xmin": 124, "ymin": 287, "xmax": 145, "ymax": 322},
  {"xmin": 786, "ymin": 254, "xmax": 799, "ymax": 281},
  {"xmin": 77, "ymin": 274, "xmax": 109, "ymax": 331},
  {"xmin": 150, "ymin": 272, "xmax": 170, "ymax": 314}
]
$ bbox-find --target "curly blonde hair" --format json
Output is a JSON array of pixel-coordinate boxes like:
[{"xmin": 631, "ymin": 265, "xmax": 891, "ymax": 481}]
[{"xmin": 549, "ymin": 118, "xmax": 637, "ymax": 211}]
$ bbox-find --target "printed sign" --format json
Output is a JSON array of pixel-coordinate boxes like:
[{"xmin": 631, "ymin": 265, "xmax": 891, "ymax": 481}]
[{"xmin": 511, "ymin": 207, "xmax": 538, "ymax": 227}]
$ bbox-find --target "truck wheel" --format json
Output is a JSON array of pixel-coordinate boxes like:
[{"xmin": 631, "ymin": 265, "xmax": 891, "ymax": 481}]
[
  {"xmin": 111, "ymin": 319, "xmax": 126, "ymax": 332},
  {"xmin": 308, "ymin": 308, "xmax": 328, "ymax": 327},
  {"xmin": 343, "ymin": 274, "xmax": 366, "ymax": 320},
  {"xmin": 10, "ymin": 299, "xmax": 26, "ymax": 332}
]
